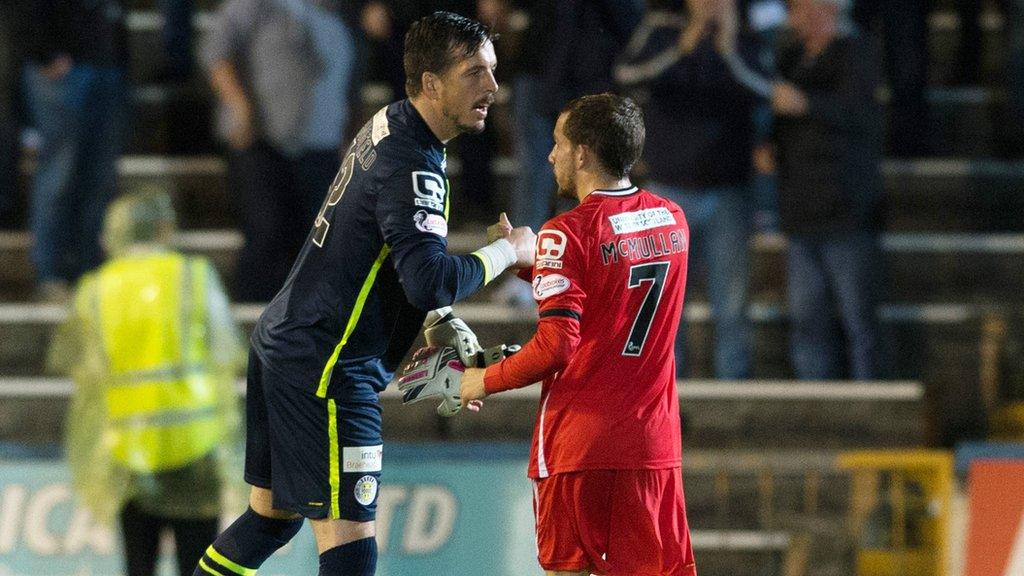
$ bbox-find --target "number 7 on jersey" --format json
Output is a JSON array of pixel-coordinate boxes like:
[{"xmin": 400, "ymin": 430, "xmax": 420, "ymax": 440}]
[{"xmin": 623, "ymin": 262, "xmax": 670, "ymax": 357}]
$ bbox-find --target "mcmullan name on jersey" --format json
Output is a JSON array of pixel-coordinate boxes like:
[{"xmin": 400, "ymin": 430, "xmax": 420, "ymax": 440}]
[{"xmin": 600, "ymin": 230, "xmax": 687, "ymax": 266}]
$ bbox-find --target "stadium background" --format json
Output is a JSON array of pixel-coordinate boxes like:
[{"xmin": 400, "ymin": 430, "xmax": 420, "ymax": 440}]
[{"xmin": 1, "ymin": 0, "xmax": 1024, "ymax": 574}]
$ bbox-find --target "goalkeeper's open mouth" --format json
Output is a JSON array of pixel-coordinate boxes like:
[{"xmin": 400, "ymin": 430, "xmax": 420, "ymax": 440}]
[{"xmin": 472, "ymin": 97, "xmax": 493, "ymax": 120}]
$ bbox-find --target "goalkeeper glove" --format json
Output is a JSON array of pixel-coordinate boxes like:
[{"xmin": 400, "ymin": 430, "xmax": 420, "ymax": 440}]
[
  {"xmin": 398, "ymin": 346, "xmax": 465, "ymax": 417},
  {"xmin": 424, "ymin": 306, "xmax": 481, "ymax": 367},
  {"xmin": 398, "ymin": 344, "xmax": 522, "ymax": 417}
]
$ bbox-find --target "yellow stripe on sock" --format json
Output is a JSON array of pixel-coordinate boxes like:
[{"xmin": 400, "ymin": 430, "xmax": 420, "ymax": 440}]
[
  {"xmin": 206, "ymin": 546, "xmax": 258, "ymax": 576},
  {"xmin": 198, "ymin": 558, "xmax": 229, "ymax": 576}
]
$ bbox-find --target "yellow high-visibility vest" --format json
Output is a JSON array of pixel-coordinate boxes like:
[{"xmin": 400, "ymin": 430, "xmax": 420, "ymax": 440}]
[{"xmin": 80, "ymin": 252, "xmax": 226, "ymax": 473}]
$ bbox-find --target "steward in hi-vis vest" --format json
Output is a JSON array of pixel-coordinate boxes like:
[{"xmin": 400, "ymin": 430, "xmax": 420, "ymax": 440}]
[{"xmin": 49, "ymin": 190, "xmax": 246, "ymax": 575}]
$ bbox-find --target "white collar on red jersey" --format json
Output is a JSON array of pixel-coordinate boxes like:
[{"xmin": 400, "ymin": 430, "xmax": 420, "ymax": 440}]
[{"xmin": 590, "ymin": 185, "xmax": 639, "ymax": 197}]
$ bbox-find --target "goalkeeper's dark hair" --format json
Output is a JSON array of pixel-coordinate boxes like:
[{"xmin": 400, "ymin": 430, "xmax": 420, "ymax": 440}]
[
  {"xmin": 404, "ymin": 12, "xmax": 496, "ymax": 97},
  {"xmin": 560, "ymin": 93, "xmax": 645, "ymax": 178}
]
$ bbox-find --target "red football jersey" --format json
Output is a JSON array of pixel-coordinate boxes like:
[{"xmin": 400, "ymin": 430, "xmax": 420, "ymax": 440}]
[{"xmin": 486, "ymin": 186, "xmax": 689, "ymax": 478}]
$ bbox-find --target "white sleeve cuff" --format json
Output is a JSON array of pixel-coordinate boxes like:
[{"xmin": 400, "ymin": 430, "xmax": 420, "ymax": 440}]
[{"xmin": 471, "ymin": 238, "xmax": 517, "ymax": 285}]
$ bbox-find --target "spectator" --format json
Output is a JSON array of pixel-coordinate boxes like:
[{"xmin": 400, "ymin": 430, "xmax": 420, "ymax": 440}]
[
  {"xmin": 0, "ymin": 4, "xmax": 20, "ymax": 228},
  {"xmin": 853, "ymin": 0, "xmax": 930, "ymax": 157},
  {"xmin": 156, "ymin": 0, "xmax": 195, "ymax": 83},
  {"xmin": 506, "ymin": 0, "xmax": 557, "ymax": 234},
  {"xmin": 946, "ymin": 0, "xmax": 1019, "ymax": 154},
  {"xmin": 49, "ymin": 190, "xmax": 245, "ymax": 576},
  {"xmin": 615, "ymin": 0, "xmax": 767, "ymax": 379},
  {"xmin": 449, "ymin": 0, "xmax": 512, "ymax": 225},
  {"xmin": 1005, "ymin": 2, "xmax": 1024, "ymax": 155},
  {"xmin": 955, "ymin": 0, "xmax": 1024, "ymax": 155},
  {"xmin": 495, "ymin": 0, "xmax": 644, "ymax": 306},
  {"xmin": 12, "ymin": 0, "xmax": 129, "ymax": 302},
  {"xmin": 203, "ymin": 0, "xmax": 358, "ymax": 302},
  {"xmin": 771, "ymin": 0, "xmax": 886, "ymax": 380}
]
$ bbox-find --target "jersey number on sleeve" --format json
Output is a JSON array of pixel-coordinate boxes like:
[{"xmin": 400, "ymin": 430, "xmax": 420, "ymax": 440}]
[
  {"xmin": 312, "ymin": 152, "xmax": 356, "ymax": 247},
  {"xmin": 623, "ymin": 261, "xmax": 670, "ymax": 357}
]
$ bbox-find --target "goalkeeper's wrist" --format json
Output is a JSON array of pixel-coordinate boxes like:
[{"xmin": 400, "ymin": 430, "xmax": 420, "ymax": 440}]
[{"xmin": 471, "ymin": 238, "xmax": 517, "ymax": 285}]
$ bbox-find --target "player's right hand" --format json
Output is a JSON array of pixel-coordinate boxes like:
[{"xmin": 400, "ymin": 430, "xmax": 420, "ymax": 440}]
[
  {"xmin": 398, "ymin": 346, "xmax": 466, "ymax": 417},
  {"xmin": 486, "ymin": 212, "xmax": 514, "ymax": 243},
  {"xmin": 506, "ymin": 225, "xmax": 536, "ymax": 269}
]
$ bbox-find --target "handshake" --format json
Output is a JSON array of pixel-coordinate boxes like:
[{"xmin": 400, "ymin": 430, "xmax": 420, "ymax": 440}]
[{"xmin": 397, "ymin": 306, "xmax": 518, "ymax": 417}]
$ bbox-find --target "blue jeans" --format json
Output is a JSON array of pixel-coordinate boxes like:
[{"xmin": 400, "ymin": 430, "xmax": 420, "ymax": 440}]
[
  {"xmin": 510, "ymin": 74, "xmax": 556, "ymax": 231},
  {"xmin": 23, "ymin": 63, "xmax": 127, "ymax": 284},
  {"xmin": 786, "ymin": 232, "xmax": 884, "ymax": 380},
  {"xmin": 646, "ymin": 183, "xmax": 753, "ymax": 379}
]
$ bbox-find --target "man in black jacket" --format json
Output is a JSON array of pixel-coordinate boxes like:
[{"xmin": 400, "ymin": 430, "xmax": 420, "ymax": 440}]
[{"xmin": 771, "ymin": 0, "xmax": 885, "ymax": 380}]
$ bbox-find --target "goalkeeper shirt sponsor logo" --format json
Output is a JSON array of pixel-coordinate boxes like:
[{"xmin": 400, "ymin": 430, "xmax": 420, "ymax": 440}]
[
  {"xmin": 413, "ymin": 210, "xmax": 448, "ymax": 237},
  {"xmin": 412, "ymin": 171, "xmax": 446, "ymax": 211},
  {"xmin": 354, "ymin": 475, "xmax": 379, "ymax": 506},
  {"xmin": 343, "ymin": 445, "xmax": 383, "ymax": 473},
  {"xmin": 533, "ymin": 274, "xmax": 571, "ymax": 300}
]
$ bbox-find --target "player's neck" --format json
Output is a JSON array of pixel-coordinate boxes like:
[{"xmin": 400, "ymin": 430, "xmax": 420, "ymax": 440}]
[
  {"xmin": 576, "ymin": 174, "xmax": 633, "ymax": 202},
  {"xmin": 410, "ymin": 96, "xmax": 459, "ymax": 144}
]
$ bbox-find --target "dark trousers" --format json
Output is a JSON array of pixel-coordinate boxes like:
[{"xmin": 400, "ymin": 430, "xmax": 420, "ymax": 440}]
[
  {"xmin": 120, "ymin": 500, "xmax": 218, "ymax": 576},
  {"xmin": 854, "ymin": 0, "xmax": 930, "ymax": 156},
  {"xmin": 0, "ymin": 104, "xmax": 16, "ymax": 226},
  {"xmin": 228, "ymin": 143, "xmax": 339, "ymax": 302},
  {"xmin": 159, "ymin": 0, "xmax": 194, "ymax": 77},
  {"xmin": 786, "ymin": 232, "xmax": 885, "ymax": 380}
]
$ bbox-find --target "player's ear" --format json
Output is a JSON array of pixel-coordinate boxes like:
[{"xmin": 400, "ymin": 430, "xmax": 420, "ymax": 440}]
[
  {"xmin": 574, "ymin": 144, "xmax": 588, "ymax": 171},
  {"xmin": 422, "ymin": 71, "xmax": 441, "ymax": 101}
]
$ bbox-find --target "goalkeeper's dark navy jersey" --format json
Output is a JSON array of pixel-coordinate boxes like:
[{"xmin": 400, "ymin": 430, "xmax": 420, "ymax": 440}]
[{"xmin": 250, "ymin": 99, "xmax": 486, "ymax": 400}]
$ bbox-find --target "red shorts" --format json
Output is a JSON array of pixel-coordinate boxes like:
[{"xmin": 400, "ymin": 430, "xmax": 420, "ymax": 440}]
[{"xmin": 533, "ymin": 467, "xmax": 696, "ymax": 576}]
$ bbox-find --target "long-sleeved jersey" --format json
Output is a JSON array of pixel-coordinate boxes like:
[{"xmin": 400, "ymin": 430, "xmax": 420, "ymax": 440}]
[
  {"xmin": 252, "ymin": 100, "xmax": 486, "ymax": 400},
  {"xmin": 484, "ymin": 186, "xmax": 689, "ymax": 478}
]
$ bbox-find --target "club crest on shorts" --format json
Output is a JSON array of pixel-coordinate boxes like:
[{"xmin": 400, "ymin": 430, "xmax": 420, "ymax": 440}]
[{"xmin": 354, "ymin": 475, "xmax": 378, "ymax": 506}]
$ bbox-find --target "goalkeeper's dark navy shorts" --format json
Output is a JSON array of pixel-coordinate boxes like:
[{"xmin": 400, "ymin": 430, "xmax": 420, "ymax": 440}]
[{"xmin": 244, "ymin": 346, "xmax": 382, "ymax": 521}]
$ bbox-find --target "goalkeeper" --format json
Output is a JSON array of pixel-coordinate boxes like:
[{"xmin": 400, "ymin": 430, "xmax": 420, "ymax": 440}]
[{"xmin": 193, "ymin": 12, "xmax": 535, "ymax": 576}]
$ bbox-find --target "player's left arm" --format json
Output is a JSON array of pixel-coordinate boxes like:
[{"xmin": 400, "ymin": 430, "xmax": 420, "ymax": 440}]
[{"xmin": 462, "ymin": 222, "xmax": 588, "ymax": 403}]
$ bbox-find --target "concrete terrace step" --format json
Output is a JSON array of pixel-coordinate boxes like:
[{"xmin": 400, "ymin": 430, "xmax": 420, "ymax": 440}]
[
  {"xmin": 3, "ymin": 229, "xmax": 1023, "ymax": 303},
  {"xmin": 111, "ymin": 82, "xmax": 1023, "ymax": 157},
  {"xmin": 0, "ymin": 301, "xmax": 991, "ymax": 447},
  {"xmin": 0, "ymin": 375, "xmax": 923, "ymax": 451},
  {"xmin": 11, "ymin": 155, "xmax": 1024, "ymax": 233}
]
